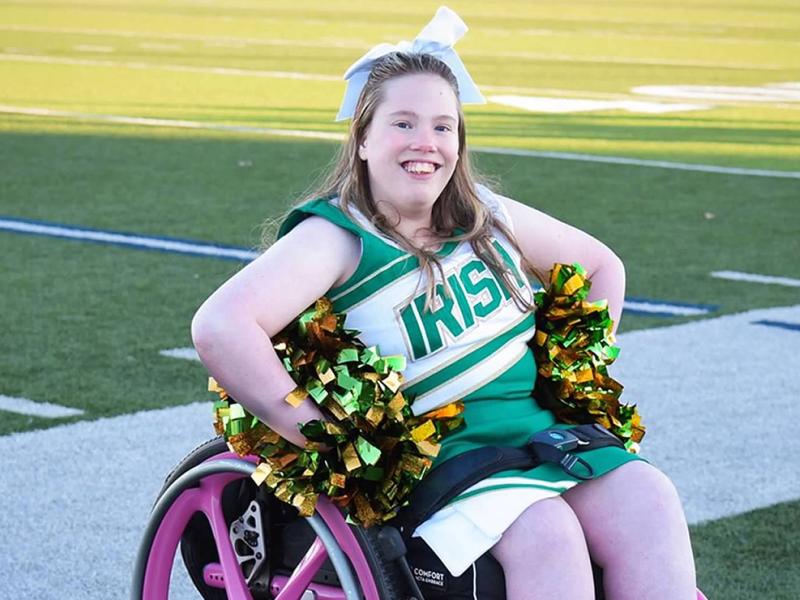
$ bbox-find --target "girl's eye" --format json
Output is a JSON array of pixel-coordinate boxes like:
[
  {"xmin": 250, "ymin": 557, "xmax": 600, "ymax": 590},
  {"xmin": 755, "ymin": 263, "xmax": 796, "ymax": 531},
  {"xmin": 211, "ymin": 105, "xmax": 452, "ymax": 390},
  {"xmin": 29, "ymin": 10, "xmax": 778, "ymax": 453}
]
[
  {"xmin": 395, "ymin": 121, "xmax": 411, "ymax": 129},
  {"xmin": 436, "ymin": 125, "xmax": 452, "ymax": 132}
]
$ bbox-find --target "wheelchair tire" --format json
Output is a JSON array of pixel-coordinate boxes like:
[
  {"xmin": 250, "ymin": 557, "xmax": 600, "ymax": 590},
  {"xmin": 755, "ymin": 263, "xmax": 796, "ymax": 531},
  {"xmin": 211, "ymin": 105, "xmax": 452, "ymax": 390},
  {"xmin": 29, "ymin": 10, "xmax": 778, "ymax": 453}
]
[
  {"xmin": 157, "ymin": 437, "xmax": 247, "ymax": 600},
  {"xmin": 156, "ymin": 436, "xmax": 408, "ymax": 600}
]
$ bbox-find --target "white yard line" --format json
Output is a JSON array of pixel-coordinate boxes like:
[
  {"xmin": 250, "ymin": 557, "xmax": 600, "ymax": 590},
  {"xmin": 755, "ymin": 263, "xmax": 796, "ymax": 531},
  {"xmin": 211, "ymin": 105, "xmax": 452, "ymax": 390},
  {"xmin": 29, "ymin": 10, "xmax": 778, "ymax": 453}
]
[
  {"xmin": 2, "ymin": 106, "xmax": 798, "ymax": 179},
  {"xmin": 2, "ymin": 49, "xmax": 798, "ymax": 110},
  {"xmin": 473, "ymin": 146, "xmax": 800, "ymax": 179},
  {"xmin": 0, "ymin": 48, "xmax": 784, "ymax": 75},
  {"xmin": 0, "ymin": 218, "xmax": 261, "ymax": 261},
  {"xmin": 0, "ymin": 395, "xmax": 84, "ymax": 418},
  {"xmin": 634, "ymin": 83, "xmax": 800, "ymax": 103},
  {"xmin": 0, "ymin": 53, "xmax": 342, "ymax": 81},
  {"xmin": 0, "ymin": 24, "xmax": 790, "ymax": 69},
  {"xmin": 159, "ymin": 348, "xmax": 200, "ymax": 361},
  {"xmin": 138, "ymin": 42, "xmax": 183, "ymax": 51},
  {"xmin": 465, "ymin": 48, "xmax": 784, "ymax": 71},
  {"xmin": 622, "ymin": 300, "xmax": 712, "ymax": 317},
  {"xmin": 2, "ymin": 304, "xmax": 799, "ymax": 599},
  {"xmin": 0, "ymin": 105, "xmax": 347, "ymax": 141},
  {"xmin": 488, "ymin": 94, "xmax": 712, "ymax": 114},
  {"xmin": 481, "ymin": 85, "xmax": 641, "ymax": 100},
  {"xmin": 74, "ymin": 44, "xmax": 114, "ymax": 53},
  {"xmin": 0, "ymin": 24, "xmax": 366, "ymax": 50},
  {"xmin": 711, "ymin": 270, "xmax": 800, "ymax": 287},
  {"xmin": 486, "ymin": 25, "xmax": 800, "ymax": 47}
]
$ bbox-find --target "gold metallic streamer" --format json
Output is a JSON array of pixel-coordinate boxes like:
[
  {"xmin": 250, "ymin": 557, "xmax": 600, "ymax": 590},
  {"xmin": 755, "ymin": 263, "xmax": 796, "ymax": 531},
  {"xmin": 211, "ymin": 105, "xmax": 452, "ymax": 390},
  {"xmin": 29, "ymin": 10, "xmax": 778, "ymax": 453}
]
[
  {"xmin": 209, "ymin": 297, "xmax": 464, "ymax": 526},
  {"xmin": 209, "ymin": 262, "xmax": 644, "ymax": 527},
  {"xmin": 530, "ymin": 263, "xmax": 646, "ymax": 451}
]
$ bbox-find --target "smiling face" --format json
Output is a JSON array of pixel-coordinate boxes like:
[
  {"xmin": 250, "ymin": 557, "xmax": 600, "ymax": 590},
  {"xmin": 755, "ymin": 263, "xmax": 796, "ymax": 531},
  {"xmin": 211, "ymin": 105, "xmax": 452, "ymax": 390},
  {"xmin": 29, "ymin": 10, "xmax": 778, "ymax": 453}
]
[{"xmin": 357, "ymin": 73, "xmax": 460, "ymax": 224}]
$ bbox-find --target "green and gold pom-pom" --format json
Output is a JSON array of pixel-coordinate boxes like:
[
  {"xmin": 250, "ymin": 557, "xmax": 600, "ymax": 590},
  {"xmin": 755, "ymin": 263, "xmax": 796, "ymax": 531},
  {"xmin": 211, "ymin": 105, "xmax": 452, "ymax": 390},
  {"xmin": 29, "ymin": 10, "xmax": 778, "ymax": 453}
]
[
  {"xmin": 210, "ymin": 298, "xmax": 464, "ymax": 527},
  {"xmin": 210, "ymin": 264, "xmax": 643, "ymax": 524},
  {"xmin": 530, "ymin": 263, "xmax": 645, "ymax": 452}
]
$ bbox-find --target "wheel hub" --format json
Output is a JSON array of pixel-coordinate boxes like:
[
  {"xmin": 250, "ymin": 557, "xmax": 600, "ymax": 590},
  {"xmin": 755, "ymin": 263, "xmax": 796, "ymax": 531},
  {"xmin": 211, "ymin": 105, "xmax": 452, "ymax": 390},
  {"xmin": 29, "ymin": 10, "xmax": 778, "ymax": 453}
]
[{"xmin": 229, "ymin": 500, "xmax": 268, "ymax": 584}]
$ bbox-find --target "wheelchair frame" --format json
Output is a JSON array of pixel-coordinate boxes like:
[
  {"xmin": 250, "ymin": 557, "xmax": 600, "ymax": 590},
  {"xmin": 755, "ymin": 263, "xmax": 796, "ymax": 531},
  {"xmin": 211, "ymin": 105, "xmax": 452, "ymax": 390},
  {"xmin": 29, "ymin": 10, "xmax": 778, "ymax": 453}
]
[{"xmin": 131, "ymin": 438, "xmax": 708, "ymax": 600}]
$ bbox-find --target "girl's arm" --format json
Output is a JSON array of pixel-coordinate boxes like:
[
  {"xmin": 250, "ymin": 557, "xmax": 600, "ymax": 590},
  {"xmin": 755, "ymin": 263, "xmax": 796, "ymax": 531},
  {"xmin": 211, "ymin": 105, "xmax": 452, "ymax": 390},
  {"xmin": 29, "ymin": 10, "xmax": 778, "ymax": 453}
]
[
  {"xmin": 191, "ymin": 216, "xmax": 361, "ymax": 446},
  {"xmin": 498, "ymin": 195, "xmax": 626, "ymax": 335}
]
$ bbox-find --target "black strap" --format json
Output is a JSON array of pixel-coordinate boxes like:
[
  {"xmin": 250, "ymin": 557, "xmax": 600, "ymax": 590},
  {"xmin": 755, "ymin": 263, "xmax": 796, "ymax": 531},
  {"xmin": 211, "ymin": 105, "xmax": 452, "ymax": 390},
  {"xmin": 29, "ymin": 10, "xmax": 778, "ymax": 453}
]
[
  {"xmin": 527, "ymin": 423, "xmax": 624, "ymax": 481},
  {"xmin": 397, "ymin": 446, "xmax": 534, "ymax": 536},
  {"xmin": 395, "ymin": 424, "xmax": 625, "ymax": 537}
]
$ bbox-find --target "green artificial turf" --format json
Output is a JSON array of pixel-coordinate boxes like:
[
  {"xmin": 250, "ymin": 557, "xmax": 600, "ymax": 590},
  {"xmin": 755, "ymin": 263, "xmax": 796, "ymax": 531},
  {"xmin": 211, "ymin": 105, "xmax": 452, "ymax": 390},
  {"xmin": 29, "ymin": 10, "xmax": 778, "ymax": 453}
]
[
  {"xmin": 692, "ymin": 499, "xmax": 800, "ymax": 599},
  {"xmin": 1, "ymin": 3, "xmax": 799, "ymax": 596}
]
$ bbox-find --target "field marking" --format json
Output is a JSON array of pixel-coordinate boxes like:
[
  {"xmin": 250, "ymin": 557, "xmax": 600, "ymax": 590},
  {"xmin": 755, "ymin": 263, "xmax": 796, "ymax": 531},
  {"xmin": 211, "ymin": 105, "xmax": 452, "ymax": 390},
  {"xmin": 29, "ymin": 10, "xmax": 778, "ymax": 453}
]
[
  {"xmin": 475, "ymin": 83, "xmax": 799, "ymax": 109},
  {"xmin": 711, "ymin": 270, "xmax": 800, "ymax": 287},
  {"xmin": 160, "ymin": 348, "xmax": 200, "ymax": 361},
  {"xmin": 0, "ymin": 217, "xmax": 260, "ymax": 261},
  {"xmin": 634, "ymin": 83, "xmax": 800, "ymax": 103},
  {"xmin": 0, "ymin": 395, "xmax": 84, "ymax": 418},
  {"xmin": 0, "ymin": 52, "xmax": 342, "ymax": 81},
  {"xmin": 0, "ymin": 105, "xmax": 346, "ymax": 141},
  {"xmin": 752, "ymin": 319, "xmax": 800, "ymax": 332},
  {"xmin": 0, "ymin": 216, "xmax": 720, "ymax": 319},
  {"xmin": 623, "ymin": 298, "xmax": 714, "ymax": 317},
  {"xmin": 6, "ymin": 23, "xmax": 797, "ymax": 61},
  {"xmin": 469, "ymin": 48, "xmax": 784, "ymax": 71},
  {"xmin": 74, "ymin": 44, "xmax": 114, "ymax": 53},
  {"xmin": 3, "ymin": 106, "xmax": 799, "ymax": 180},
  {"xmin": 3, "ymin": 304, "xmax": 800, "ymax": 599},
  {"xmin": 0, "ymin": 217, "xmax": 771, "ymax": 321},
  {"xmin": 4, "ymin": 23, "xmax": 798, "ymax": 60},
  {"xmin": 0, "ymin": 24, "xmax": 366, "ymax": 50},
  {"xmin": 0, "ymin": 48, "xmax": 787, "ymax": 74},
  {"xmin": 472, "ymin": 146, "xmax": 800, "ymax": 179},
  {"xmin": 490, "ymin": 25, "xmax": 800, "ymax": 47},
  {"xmin": 2, "ymin": 49, "xmax": 798, "ymax": 111},
  {"xmin": 139, "ymin": 42, "xmax": 183, "ymax": 51},
  {"xmin": 489, "ymin": 94, "xmax": 711, "ymax": 114}
]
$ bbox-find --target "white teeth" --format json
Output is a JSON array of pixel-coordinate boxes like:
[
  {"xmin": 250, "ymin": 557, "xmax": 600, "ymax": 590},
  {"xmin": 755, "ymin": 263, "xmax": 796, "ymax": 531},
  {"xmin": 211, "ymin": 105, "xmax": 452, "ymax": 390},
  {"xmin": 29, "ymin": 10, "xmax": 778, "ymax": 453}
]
[{"xmin": 403, "ymin": 161, "xmax": 437, "ymax": 174}]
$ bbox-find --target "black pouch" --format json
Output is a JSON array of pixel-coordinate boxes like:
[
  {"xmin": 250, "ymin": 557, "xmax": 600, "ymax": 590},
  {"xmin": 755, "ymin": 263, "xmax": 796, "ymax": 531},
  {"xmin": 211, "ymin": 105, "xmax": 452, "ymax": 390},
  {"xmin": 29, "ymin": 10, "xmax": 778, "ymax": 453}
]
[{"xmin": 405, "ymin": 535, "xmax": 505, "ymax": 600}]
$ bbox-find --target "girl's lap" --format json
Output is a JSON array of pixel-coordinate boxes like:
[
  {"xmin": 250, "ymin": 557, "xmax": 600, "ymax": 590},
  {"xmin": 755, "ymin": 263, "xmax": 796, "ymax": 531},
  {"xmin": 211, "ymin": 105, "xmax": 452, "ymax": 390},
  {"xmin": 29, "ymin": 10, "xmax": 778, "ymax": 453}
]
[
  {"xmin": 493, "ymin": 461, "xmax": 686, "ymax": 561},
  {"xmin": 562, "ymin": 460, "xmax": 683, "ymax": 527},
  {"xmin": 562, "ymin": 461, "xmax": 688, "ymax": 565}
]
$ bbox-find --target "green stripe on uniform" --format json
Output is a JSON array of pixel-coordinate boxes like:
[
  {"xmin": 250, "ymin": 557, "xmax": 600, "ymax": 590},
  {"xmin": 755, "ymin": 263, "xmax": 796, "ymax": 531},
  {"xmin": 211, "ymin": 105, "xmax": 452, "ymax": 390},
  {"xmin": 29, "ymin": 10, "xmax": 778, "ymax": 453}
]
[
  {"xmin": 403, "ymin": 312, "xmax": 536, "ymax": 398},
  {"xmin": 331, "ymin": 253, "xmax": 417, "ymax": 310},
  {"xmin": 331, "ymin": 240, "xmax": 464, "ymax": 310},
  {"xmin": 453, "ymin": 482, "xmax": 568, "ymax": 503}
]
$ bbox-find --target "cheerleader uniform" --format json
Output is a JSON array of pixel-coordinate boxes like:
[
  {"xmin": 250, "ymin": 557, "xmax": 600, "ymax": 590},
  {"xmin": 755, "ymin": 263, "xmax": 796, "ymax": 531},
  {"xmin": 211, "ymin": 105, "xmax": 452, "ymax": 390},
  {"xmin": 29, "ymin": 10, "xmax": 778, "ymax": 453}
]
[{"xmin": 277, "ymin": 185, "xmax": 641, "ymax": 576}]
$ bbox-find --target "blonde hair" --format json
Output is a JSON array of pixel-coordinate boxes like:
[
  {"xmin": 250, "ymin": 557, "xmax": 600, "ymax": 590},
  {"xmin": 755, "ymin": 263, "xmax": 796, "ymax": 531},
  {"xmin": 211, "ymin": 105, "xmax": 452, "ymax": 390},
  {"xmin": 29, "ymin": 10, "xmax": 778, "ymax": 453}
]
[{"xmin": 273, "ymin": 52, "xmax": 544, "ymax": 311}]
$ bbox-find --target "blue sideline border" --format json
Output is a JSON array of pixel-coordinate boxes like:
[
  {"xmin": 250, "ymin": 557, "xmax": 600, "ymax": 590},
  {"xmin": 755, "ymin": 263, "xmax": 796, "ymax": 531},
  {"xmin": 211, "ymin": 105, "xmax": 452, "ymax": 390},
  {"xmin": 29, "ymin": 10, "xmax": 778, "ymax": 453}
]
[{"xmin": 2, "ymin": 216, "xmax": 718, "ymax": 317}]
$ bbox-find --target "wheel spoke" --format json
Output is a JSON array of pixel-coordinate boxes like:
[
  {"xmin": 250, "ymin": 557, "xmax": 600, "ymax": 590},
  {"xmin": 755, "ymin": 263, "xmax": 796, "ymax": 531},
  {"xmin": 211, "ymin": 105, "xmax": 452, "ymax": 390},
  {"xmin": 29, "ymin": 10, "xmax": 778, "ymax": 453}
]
[
  {"xmin": 142, "ymin": 488, "xmax": 203, "ymax": 600},
  {"xmin": 204, "ymin": 476, "xmax": 254, "ymax": 599},
  {"xmin": 274, "ymin": 538, "xmax": 328, "ymax": 600}
]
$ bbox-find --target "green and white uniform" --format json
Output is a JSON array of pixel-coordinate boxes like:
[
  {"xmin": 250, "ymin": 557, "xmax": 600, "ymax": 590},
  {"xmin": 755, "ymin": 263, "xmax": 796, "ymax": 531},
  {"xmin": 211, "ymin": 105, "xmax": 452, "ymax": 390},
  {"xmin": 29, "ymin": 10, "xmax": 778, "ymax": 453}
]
[{"xmin": 278, "ymin": 185, "xmax": 641, "ymax": 576}]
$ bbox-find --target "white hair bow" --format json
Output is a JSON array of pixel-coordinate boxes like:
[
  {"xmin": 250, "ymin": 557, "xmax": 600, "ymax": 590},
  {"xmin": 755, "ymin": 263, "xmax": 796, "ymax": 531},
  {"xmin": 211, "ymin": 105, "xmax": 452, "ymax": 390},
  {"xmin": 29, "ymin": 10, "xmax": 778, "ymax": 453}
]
[{"xmin": 335, "ymin": 6, "xmax": 486, "ymax": 121}]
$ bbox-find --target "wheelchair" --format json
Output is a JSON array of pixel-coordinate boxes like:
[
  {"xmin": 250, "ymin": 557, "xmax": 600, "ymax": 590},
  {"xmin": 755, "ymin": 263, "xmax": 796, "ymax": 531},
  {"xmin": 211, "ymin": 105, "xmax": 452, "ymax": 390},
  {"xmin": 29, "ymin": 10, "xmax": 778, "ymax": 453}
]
[{"xmin": 131, "ymin": 435, "xmax": 708, "ymax": 600}]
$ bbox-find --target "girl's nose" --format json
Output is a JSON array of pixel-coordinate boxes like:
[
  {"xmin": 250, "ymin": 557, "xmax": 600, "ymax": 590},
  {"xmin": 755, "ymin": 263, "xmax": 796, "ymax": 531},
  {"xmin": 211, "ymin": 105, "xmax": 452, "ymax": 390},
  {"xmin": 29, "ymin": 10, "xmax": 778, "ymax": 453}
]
[{"xmin": 410, "ymin": 130, "xmax": 437, "ymax": 152}]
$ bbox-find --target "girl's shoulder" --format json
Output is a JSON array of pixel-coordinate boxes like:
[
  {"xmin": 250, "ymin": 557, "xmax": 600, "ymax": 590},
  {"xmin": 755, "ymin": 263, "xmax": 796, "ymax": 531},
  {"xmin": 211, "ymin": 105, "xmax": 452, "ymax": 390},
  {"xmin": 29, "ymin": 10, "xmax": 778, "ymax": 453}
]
[
  {"xmin": 278, "ymin": 210, "xmax": 361, "ymax": 289},
  {"xmin": 279, "ymin": 196, "xmax": 374, "ymax": 241}
]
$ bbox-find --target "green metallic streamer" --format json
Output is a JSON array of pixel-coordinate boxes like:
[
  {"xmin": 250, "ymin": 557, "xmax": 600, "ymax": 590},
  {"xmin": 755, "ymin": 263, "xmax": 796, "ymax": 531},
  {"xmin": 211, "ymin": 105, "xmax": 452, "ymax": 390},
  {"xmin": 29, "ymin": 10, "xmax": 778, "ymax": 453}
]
[{"xmin": 530, "ymin": 263, "xmax": 645, "ymax": 451}]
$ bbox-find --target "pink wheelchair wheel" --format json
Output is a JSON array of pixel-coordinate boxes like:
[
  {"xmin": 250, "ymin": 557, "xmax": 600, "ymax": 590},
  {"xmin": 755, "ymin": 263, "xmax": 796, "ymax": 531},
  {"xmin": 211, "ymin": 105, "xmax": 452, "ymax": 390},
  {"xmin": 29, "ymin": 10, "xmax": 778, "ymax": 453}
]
[{"xmin": 130, "ymin": 437, "xmax": 404, "ymax": 599}]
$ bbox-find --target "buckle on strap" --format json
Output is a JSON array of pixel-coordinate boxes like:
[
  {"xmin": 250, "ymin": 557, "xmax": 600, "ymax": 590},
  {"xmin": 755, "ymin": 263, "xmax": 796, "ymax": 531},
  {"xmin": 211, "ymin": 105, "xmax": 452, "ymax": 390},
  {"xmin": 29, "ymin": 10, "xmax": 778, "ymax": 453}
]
[{"xmin": 526, "ymin": 429, "xmax": 595, "ymax": 480}]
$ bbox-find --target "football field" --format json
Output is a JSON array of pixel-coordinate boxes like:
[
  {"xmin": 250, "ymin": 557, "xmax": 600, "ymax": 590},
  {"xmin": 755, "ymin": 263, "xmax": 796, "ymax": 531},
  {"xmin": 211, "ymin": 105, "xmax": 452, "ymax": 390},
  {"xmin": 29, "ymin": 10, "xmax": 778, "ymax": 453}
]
[{"xmin": 1, "ymin": 1, "xmax": 799, "ymax": 598}]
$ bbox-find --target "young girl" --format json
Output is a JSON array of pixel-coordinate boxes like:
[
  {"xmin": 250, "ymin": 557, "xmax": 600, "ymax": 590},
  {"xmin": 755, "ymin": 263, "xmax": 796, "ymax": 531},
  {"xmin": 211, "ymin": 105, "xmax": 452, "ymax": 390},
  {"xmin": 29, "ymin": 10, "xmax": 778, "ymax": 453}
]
[{"xmin": 191, "ymin": 8, "xmax": 697, "ymax": 600}]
